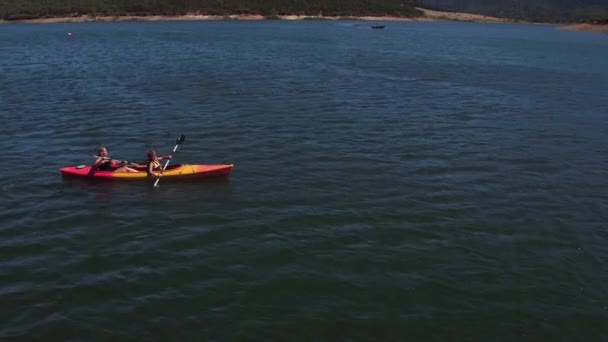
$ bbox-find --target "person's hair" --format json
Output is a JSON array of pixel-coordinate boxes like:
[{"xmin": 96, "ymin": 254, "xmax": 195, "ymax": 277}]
[
  {"xmin": 147, "ymin": 149, "xmax": 157, "ymax": 161},
  {"xmin": 96, "ymin": 146, "xmax": 107, "ymax": 155}
]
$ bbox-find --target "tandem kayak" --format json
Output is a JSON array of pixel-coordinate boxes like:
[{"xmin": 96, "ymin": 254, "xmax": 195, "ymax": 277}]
[{"xmin": 60, "ymin": 164, "xmax": 233, "ymax": 180}]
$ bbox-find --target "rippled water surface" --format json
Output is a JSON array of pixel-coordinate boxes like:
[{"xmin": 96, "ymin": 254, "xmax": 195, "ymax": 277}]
[{"xmin": 1, "ymin": 20, "xmax": 608, "ymax": 339}]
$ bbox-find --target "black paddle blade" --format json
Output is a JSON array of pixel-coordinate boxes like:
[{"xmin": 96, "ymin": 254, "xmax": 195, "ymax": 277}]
[{"xmin": 176, "ymin": 134, "xmax": 185, "ymax": 145}]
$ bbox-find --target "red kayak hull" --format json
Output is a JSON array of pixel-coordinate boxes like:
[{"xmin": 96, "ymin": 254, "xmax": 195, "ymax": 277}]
[{"xmin": 60, "ymin": 164, "xmax": 233, "ymax": 180}]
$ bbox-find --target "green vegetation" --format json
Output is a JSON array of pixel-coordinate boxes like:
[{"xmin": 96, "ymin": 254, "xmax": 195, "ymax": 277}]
[
  {"xmin": 0, "ymin": 0, "xmax": 422, "ymax": 20},
  {"xmin": 2, "ymin": 0, "xmax": 605, "ymax": 23}
]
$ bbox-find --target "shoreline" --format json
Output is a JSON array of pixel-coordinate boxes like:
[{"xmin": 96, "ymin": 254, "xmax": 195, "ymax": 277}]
[
  {"xmin": 0, "ymin": 15, "xmax": 417, "ymax": 24},
  {"xmin": 560, "ymin": 23, "xmax": 608, "ymax": 34},
  {"xmin": 0, "ymin": 8, "xmax": 518, "ymax": 25},
  {"xmin": 0, "ymin": 9, "xmax": 605, "ymax": 34},
  {"xmin": 416, "ymin": 8, "xmax": 516, "ymax": 23},
  {"xmin": 0, "ymin": 14, "xmax": 428, "ymax": 25}
]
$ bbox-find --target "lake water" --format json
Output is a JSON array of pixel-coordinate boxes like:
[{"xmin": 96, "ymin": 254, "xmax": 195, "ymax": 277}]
[{"xmin": 1, "ymin": 20, "xmax": 607, "ymax": 339}]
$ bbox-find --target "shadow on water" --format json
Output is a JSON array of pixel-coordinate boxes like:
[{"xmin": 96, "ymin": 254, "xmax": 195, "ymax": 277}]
[
  {"xmin": 60, "ymin": 176, "xmax": 234, "ymax": 203},
  {"xmin": 58, "ymin": 176, "xmax": 237, "ymax": 227}
]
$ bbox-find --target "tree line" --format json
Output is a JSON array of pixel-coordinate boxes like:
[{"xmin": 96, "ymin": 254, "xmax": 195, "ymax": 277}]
[
  {"xmin": 2, "ymin": 0, "xmax": 605, "ymax": 22},
  {"xmin": 0, "ymin": 0, "xmax": 422, "ymax": 20}
]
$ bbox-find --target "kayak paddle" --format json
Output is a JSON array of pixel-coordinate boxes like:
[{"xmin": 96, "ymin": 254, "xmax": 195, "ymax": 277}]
[{"xmin": 154, "ymin": 134, "xmax": 186, "ymax": 188}]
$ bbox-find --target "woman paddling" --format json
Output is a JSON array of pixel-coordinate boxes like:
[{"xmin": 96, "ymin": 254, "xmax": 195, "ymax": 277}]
[{"xmin": 145, "ymin": 149, "xmax": 172, "ymax": 176}]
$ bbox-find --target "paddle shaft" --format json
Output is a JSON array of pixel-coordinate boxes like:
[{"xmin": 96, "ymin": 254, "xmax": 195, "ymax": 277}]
[{"xmin": 154, "ymin": 135, "xmax": 185, "ymax": 187}]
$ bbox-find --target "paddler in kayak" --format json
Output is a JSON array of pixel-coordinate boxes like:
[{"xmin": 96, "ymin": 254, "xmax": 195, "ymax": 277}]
[
  {"xmin": 92, "ymin": 146, "xmax": 139, "ymax": 173},
  {"xmin": 145, "ymin": 149, "xmax": 172, "ymax": 176}
]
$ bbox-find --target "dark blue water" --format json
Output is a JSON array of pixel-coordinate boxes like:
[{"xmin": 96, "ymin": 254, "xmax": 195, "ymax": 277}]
[{"xmin": 1, "ymin": 20, "xmax": 608, "ymax": 339}]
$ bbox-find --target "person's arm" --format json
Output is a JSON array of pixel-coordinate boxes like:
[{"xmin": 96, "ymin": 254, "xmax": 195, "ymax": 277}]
[
  {"xmin": 90, "ymin": 156, "xmax": 109, "ymax": 175},
  {"xmin": 158, "ymin": 155, "xmax": 172, "ymax": 161},
  {"xmin": 110, "ymin": 160, "xmax": 123, "ymax": 167},
  {"xmin": 94, "ymin": 156, "xmax": 111, "ymax": 166},
  {"xmin": 147, "ymin": 162, "xmax": 154, "ymax": 176}
]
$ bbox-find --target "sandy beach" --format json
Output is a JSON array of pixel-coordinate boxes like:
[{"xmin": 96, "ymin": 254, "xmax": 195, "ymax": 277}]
[
  {"xmin": 0, "ymin": 14, "xmax": 420, "ymax": 24},
  {"xmin": 0, "ymin": 14, "xmax": 266, "ymax": 24},
  {"xmin": 415, "ymin": 8, "xmax": 514, "ymax": 23},
  {"xmin": 560, "ymin": 23, "xmax": 608, "ymax": 34}
]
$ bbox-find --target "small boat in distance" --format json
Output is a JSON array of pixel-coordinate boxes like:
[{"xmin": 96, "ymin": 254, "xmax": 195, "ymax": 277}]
[{"xmin": 371, "ymin": 25, "xmax": 385, "ymax": 29}]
